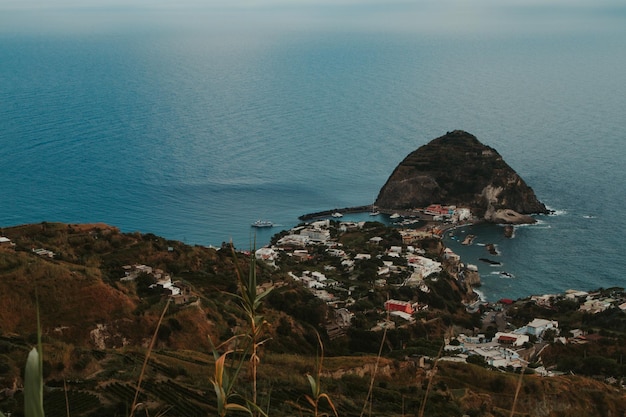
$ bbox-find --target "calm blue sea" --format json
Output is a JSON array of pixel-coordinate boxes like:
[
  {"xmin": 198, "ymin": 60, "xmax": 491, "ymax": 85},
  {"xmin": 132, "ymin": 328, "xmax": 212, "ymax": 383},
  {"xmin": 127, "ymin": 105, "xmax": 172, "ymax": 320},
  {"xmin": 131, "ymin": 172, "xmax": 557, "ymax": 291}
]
[{"xmin": 1, "ymin": 2, "xmax": 625, "ymax": 301}]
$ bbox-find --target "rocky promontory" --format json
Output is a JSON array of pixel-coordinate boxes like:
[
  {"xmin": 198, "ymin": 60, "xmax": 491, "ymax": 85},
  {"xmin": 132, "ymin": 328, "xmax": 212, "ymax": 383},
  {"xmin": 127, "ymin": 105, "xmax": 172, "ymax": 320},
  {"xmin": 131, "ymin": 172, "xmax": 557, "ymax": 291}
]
[{"xmin": 375, "ymin": 130, "xmax": 549, "ymax": 224}]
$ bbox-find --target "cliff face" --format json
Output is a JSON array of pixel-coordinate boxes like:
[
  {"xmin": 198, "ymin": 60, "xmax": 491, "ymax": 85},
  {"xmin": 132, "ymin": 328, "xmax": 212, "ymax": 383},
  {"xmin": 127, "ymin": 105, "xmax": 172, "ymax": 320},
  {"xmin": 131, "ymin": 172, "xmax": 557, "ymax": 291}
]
[{"xmin": 375, "ymin": 130, "xmax": 549, "ymax": 223}]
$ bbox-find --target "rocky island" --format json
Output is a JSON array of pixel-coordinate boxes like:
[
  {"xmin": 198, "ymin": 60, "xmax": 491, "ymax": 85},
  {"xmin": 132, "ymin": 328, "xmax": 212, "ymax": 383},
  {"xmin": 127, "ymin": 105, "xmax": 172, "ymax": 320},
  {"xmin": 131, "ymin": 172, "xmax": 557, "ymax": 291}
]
[{"xmin": 375, "ymin": 130, "xmax": 549, "ymax": 224}]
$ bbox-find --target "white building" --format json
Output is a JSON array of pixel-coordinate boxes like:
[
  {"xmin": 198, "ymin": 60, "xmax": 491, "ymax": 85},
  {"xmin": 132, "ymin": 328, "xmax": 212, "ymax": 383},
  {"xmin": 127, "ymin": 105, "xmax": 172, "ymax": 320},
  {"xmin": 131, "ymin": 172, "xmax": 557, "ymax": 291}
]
[
  {"xmin": 580, "ymin": 299, "xmax": 612, "ymax": 314},
  {"xmin": 407, "ymin": 255, "xmax": 441, "ymax": 279},
  {"xmin": 455, "ymin": 208, "xmax": 472, "ymax": 222},
  {"xmin": 471, "ymin": 346, "xmax": 526, "ymax": 369},
  {"xmin": 525, "ymin": 318, "xmax": 558, "ymax": 336},
  {"xmin": 300, "ymin": 228, "xmax": 331, "ymax": 242},
  {"xmin": 495, "ymin": 332, "xmax": 529, "ymax": 347},
  {"xmin": 277, "ymin": 234, "xmax": 309, "ymax": 247},
  {"xmin": 255, "ymin": 247, "xmax": 278, "ymax": 261}
]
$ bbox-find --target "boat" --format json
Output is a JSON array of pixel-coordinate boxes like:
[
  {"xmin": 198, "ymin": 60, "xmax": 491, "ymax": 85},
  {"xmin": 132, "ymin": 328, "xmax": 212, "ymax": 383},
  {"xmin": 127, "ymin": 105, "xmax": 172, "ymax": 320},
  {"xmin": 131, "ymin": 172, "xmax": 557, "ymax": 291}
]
[
  {"xmin": 499, "ymin": 271, "xmax": 515, "ymax": 278},
  {"xmin": 369, "ymin": 210, "xmax": 380, "ymax": 216},
  {"xmin": 389, "ymin": 213, "xmax": 401, "ymax": 219},
  {"xmin": 332, "ymin": 212, "xmax": 343, "ymax": 218},
  {"xmin": 251, "ymin": 220, "xmax": 273, "ymax": 228}
]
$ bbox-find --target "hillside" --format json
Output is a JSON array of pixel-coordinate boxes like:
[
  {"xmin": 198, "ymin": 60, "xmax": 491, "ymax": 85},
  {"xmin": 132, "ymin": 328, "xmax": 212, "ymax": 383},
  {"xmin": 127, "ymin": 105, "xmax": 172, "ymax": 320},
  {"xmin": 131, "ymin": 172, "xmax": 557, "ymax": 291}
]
[
  {"xmin": 0, "ymin": 222, "xmax": 625, "ymax": 417},
  {"xmin": 375, "ymin": 130, "xmax": 549, "ymax": 223}
]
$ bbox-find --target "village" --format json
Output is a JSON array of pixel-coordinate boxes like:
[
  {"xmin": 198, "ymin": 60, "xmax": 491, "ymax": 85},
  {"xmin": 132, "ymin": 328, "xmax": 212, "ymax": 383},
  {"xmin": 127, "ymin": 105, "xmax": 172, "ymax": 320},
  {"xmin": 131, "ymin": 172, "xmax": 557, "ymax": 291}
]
[
  {"xmin": 3, "ymin": 205, "xmax": 624, "ymax": 381},
  {"xmin": 249, "ymin": 206, "xmax": 626, "ymax": 377}
]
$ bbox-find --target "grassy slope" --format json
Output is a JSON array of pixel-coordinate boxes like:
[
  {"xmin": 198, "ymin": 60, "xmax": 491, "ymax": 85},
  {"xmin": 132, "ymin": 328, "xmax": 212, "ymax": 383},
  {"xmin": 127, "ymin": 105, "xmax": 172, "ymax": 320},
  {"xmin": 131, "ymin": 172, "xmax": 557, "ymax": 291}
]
[{"xmin": 0, "ymin": 222, "xmax": 624, "ymax": 417}]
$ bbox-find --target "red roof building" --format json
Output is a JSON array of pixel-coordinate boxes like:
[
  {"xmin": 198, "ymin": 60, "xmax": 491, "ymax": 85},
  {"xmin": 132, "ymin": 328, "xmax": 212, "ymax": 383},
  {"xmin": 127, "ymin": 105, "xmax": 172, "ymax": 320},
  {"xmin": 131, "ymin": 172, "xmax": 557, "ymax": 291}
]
[{"xmin": 384, "ymin": 300, "xmax": 414, "ymax": 314}]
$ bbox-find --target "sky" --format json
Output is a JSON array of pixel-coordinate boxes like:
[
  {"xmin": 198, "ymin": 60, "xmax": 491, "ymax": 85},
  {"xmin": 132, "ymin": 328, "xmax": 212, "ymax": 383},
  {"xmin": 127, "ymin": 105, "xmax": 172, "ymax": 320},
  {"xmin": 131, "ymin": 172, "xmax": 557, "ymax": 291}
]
[{"xmin": 1, "ymin": 0, "xmax": 625, "ymax": 36}]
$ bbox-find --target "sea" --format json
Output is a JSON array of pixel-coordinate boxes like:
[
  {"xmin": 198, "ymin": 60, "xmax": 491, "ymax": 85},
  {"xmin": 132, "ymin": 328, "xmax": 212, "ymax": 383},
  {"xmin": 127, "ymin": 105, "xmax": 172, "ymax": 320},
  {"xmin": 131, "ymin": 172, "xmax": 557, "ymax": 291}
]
[{"xmin": 1, "ymin": 2, "xmax": 625, "ymax": 302}]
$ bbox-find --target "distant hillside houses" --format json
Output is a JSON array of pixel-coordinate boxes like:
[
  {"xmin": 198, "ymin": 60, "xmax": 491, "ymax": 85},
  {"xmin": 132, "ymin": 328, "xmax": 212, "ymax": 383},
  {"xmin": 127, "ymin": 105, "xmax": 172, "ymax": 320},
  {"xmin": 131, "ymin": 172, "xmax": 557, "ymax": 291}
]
[
  {"xmin": 443, "ymin": 317, "xmax": 561, "ymax": 371},
  {"xmin": 32, "ymin": 247, "xmax": 55, "ymax": 258},
  {"xmin": 258, "ymin": 217, "xmax": 469, "ymax": 335},
  {"xmin": 120, "ymin": 264, "xmax": 192, "ymax": 303},
  {"xmin": 406, "ymin": 254, "xmax": 442, "ymax": 280},
  {"xmin": 531, "ymin": 288, "xmax": 626, "ymax": 314},
  {"xmin": 277, "ymin": 220, "xmax": 366, "ymax": 248}
]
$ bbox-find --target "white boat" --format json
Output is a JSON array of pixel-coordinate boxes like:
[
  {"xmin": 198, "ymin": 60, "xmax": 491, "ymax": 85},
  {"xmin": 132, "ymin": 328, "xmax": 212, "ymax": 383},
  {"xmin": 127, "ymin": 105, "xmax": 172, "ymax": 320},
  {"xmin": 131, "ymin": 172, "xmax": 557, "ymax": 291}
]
[
  {"xmin": 369, "ymin": 211, "xmax": 380, "ymax": 216},
  {"xmin": 332, "ymin": 212, "xmax": 343, "ymax": 218},
  {"xmin": 251, "ymin": 220, "xmax": 273, "ymax": 228},
  {"xmin": 389, "ymin": 213, "xmax": 401, "ymax": 219}
]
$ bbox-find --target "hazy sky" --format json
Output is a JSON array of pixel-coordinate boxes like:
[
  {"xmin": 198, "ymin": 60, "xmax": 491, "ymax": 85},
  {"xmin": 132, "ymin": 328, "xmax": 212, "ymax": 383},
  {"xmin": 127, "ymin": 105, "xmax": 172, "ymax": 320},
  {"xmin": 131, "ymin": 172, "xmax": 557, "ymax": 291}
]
[{"xmin": 1, "ymin": 0, "xmax": 624, "ymax": 36}]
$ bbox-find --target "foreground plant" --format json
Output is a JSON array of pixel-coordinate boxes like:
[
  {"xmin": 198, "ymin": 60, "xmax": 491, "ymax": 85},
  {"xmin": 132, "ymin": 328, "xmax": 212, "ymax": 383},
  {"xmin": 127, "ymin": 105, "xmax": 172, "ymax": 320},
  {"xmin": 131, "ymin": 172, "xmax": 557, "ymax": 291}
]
[
  {"xmin": 209, "ymin": 242, "xmax": 272, "ymax": 416},
  {"xmin": 301, "ymin": 333, "xmax": 338, "ymax": 417},
  {"xmin": 15, "ymin": 293, "xmax": 45, "ymax": 417}
]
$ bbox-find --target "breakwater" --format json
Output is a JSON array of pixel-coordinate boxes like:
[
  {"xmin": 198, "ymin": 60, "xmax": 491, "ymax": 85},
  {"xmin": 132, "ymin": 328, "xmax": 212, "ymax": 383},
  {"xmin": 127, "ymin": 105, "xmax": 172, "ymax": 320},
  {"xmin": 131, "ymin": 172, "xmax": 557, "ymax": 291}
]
[{"xmin": 299, "ymin": 205, "xmax": 371, "ymax": 221}]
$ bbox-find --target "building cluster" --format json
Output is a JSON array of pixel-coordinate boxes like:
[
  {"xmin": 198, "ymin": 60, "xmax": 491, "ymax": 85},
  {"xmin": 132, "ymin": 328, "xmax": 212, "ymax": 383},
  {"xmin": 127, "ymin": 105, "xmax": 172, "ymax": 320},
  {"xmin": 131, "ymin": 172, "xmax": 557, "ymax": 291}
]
[
  {"xmin": 120, "ymin": 264, "xmax": 193, "ymax": 305},
  {"xmin": 531, "ymin": 289, "xmax": 626, "ymax": 315},
  {"xmin": 443, "ymin": 317, "xmax": 559, "ymax": 372},
  {"xmin": 254, "ymin": 217, "xmax": 474, "ymax": 338},
  {"xmin": 1, "ymin": 236, "xmax": 56, "ymax": 259}
]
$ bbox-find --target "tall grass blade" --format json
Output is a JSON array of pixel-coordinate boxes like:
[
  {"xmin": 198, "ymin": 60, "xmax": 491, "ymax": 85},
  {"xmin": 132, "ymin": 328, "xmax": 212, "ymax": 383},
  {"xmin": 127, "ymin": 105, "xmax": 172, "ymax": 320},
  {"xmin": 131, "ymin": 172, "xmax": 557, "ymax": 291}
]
[
  {"xmin": 24, "ymin": 347, "xmax": 44, "ymax": 417},
  {"xmin": 509, "ymin": 365, "xmax": 526, "ymax": 417},
  {"xmin": 24, "ymin": 287, "xmax": 45, "ymax": 417},
  {"xmin": 129, "ymin": 298, "xmax": 170, "ymax": 417},
  {"xmin": 417, "ymin": 339, "xmax": 445, "ymax": 417}
]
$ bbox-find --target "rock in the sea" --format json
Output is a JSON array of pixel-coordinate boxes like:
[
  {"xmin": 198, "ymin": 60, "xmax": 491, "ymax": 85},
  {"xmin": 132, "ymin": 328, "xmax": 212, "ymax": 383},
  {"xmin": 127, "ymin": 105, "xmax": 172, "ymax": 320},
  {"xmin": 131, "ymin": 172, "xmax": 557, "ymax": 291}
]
[{"xmin": 375, "ymin": 130, "xmax": 548, "ymax": 223}]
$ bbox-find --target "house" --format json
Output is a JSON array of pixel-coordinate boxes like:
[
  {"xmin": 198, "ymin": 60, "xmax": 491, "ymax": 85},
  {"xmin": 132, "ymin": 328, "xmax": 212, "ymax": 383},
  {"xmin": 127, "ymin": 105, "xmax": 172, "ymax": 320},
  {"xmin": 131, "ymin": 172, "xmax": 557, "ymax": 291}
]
[
  {"xmin": 407, "ymin": 255, "xmax": 441, "ymax": 278},
  {"xmin": 565, "ymin": 289, "xmax": 589, "ymax": 299},
  {"xmin": 580, "ymin": 299, "xmax": 612, "ymax": 314},
  {"xmin": 443, "ymin": 248, "xmax": 460, "ymax": 262},
  {"xmin": 399, "ymin": 229, "xmax": 435, "ymax": 244},
  {"xmin": 335, "ymin": 308, "xmax": 353, "ymax": 327},
  {"xmin": 277, "ymin": 234, "xmax": 309, "ymax": 247},
  {"xmin": 495, "ymin": 332, "xmax": 529, "ymax": 347},
  {"xmin": 326, "ymin": 248, "xmax": 346, "ymax": 257},
  {"xmin": 455, "ymin": 208, "xmax": 472, "ymax": 222},
  {"xmin": 531, "ymin": 294, "xmax": 556, "ymax": 307},
  {"xmin": 377, "ymin": 266, "xmax": 390, "ymax": 276},
  {"xmin": 390, "ymin": 311, "xmax": 414, "ymax": 322},
  {"xmin": 388, "ymin": 246, "xmax": 402, "ymax": 254},
  {"xmin": 374, "ymin": 278, "xmax": 387, "ymax": 287},
  {"xmin": 384, "ymin": 299, "xmax": 414, "ymax": 314},
  {"xmin": 300, "ymin": 226, "xmax": 330, "ymax": 242},
  {"xmin": 292, "ymin": 250, "xmax": 311, "ymax": 261},
  {"xmin": 32, "ymin": 248, "xmax": 55, "ymax": 258},
  {"xmin": 424, "ymin": 204, "xmax": 452, "ymax": 217},
  {"xmin": 341, "ymin": 259, "xmax": 355, "ymax": 271},
  {"xmin": 525, "ymin": 318, "xmax": 558, "ymax": 336},
  {"xmin": 309, "ymin": 219, "xmax": 330, "ymax": 229},
  {"xmin": 471, "ymin": 346, "xmax": 526, "ymax": 369},
  {"xmin": 255, "ymin": 247, "xmax": 278, "ymax": 261}
]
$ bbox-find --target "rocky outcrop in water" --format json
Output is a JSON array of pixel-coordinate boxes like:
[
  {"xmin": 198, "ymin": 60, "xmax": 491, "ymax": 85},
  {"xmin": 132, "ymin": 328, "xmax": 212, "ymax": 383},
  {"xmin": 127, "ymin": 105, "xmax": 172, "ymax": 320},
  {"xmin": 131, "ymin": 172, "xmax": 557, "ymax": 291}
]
[{"xmin": 375, "ymin": 130, "xmax": 549, "ymax": 223}]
